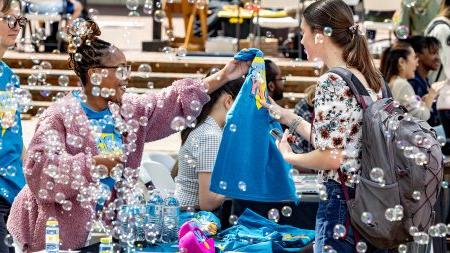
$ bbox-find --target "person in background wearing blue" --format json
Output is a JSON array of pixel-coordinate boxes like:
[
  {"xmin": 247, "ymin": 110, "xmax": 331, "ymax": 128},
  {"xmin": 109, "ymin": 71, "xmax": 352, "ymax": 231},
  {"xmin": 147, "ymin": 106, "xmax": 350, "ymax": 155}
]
[
  {"xmin": 0, "ymin": 0, "xmax": 26, "ymax": 252},
  {"xmin": 405, "ymin": 36, "xmax": 442, "ymax": 127}
]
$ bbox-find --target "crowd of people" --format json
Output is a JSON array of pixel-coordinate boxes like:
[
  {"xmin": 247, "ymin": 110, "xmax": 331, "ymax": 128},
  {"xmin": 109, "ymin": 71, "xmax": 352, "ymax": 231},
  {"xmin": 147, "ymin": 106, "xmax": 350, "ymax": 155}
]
[{"xmin": 0, "ymin": 0, "xmax": 449, "ymax": 252}]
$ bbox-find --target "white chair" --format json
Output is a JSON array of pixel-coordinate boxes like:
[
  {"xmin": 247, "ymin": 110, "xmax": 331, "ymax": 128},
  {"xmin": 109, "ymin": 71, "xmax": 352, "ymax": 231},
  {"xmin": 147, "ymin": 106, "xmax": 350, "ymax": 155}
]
[
  {"xmin": 140, "ymin": 161, "xmax": 176, "ymax": 192},
  {"xmin": 147, "ymin": 152, "xmax": 176, "ymax": 172}
]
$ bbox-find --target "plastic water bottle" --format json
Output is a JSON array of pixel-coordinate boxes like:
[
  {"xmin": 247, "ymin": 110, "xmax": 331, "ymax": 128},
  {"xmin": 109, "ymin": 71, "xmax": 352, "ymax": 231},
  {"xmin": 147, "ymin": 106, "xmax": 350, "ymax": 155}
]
[
  {"xmin": 146, "ymin": 190, "xmax": 164, "ymax": 235},
  {"xmin": 161, "ymin": 191, "xmax": 180, "ymax": 243},
  {"xmin": 99, "ymin": 237, "xmax": 112, "ymax": 253},
  {"xmin": 132, "ymin": 205, "xmax": 145, "ymax": 242},
  {"xmin": 45, "ymin": 217, "xmax": 59, "ymax": 253}
]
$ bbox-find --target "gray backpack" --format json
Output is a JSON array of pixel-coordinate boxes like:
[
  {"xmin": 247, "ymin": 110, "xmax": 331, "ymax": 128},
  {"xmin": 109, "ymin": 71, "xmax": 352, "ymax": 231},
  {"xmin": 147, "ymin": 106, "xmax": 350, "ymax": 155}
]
[{"xmin": 329, "ymin": 68, "xmax": 444, "ymax": 249}]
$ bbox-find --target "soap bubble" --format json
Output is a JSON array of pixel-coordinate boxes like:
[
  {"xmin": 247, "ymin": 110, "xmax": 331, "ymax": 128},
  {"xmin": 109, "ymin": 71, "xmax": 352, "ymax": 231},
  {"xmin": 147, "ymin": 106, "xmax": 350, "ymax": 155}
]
[
  {"xmin": 154, "ymin": 10, "xmax": 166, "ymax": 23},
  {"xmin": 100, "ymin": 88, "xmax": 110, "ymax": 98},
  {"xmin": 62, "ymin": 200, "xmax": 73, "ymax": 211},
  {"xmin": 170, "ymin": 116, "xmax": 186, "ymax": 131},
  {"xmin": 219, "ymin": 181, "xmax": 227, "ymax": 190},
  {"xmin": 38, "ymin": 189, "xmax": 49, "ymax": 200},
  {"xmin": 412, "ymin": 190, "xmax": 421, "ymax": 201},
  {"xmin": 404, "ymin": 0, "xmax": 417, "ymax": 8},
  {"xmin": 91, "ymin": 86, "xmax": 100, "ymax": 97},
  {"xmin": 409, "ymin": 226, "xmax": 419, "ymax": 236},
  {"xmin": 166, "ymin": 29, "xmax": 175, "ymax": 42},
  {"xmin": 228, "ymin": 215, "xmax": 238, "ymax": 225},
  {"xmin": 115, "ymin": 66, "xmax": 130, "ymax": 80},
  {"xmin": 413, "ymin": 232, "xmax": 429, "ymax": 245},
  {"xmin": 398, "ymin": 244, "xmax": 407, "ymax": 253},
  {"xmin": 126, "ymin": 0, "xmax": 139, "ymax": 10},
  {"xmin": 435, "ymin": 223, "xmax": 447, "ymax": 237},
  {"xmin": 3, "ymin": 234, "xmax": 13, "ymax": 247},
  {"xmin": 395, "ymin": 25, "xmax": 409, "ymax": 40},
  {"xmin": 58, "ymin": 75, "xmax": 69, "ymax": 87},
  {"xmin": 55, "ymin": 192, "xmax": 66, "ymax": 204},
  {"xmin": 138, "ymin": 64, "xmax": 152, "ymax": 78},
  {"xmin": 356, "ymin": 241, "xmax": 367, "ymax": 253},
  {"xmin": 437, "ymin": 136, "xmax": 446, "ymax": 146},
  {"xmin": 323, "ymin": 26, "xmax": 333, "ymax": 37},
  {"xmin": 88, "ymin": 8, "xmax": 100, "ymax": 20},
  {"xmin": 73, "ymin": 36, "xmax": 83, "ymax": 47},
  {"xmin": 333, "ymin": 224, "xmax": 346, "ymax": 239},
  {"xmin": 139, "ymin": 116, "xmax": 148, "ymax": 127},
  {"xmin": 190, "ymin": 100, "xmax": 201, "ymax": 112},
  {"xmin": 74, "ymin": 53, "xmax": 82, "ymax": 62},
  {"xmin": 238, "ymin": 181, "xmax": 247, "ymax": 192},
  {"xmin": 268, "ymin": 107, "xmax": 282, "ymax": 120},
  {"xmin": 162, "ymin": 46, "xmax": 173, "ymax": 54},
  {"xmin": 361, "ymin": 212, "xmax": 373, "ymax": 225},
  {"xmin": 369, "ymin": 167, "xmax": 384, "ymax": 183},
  {"xmin": 281, "ymin": 206, "xmax": 292, "ymax": 217},
  {"xmin": 385, "ymin": 208, "xmax": 396, "ymax": 221},
  {"xmin": 414, "ymin": 152, "xmax": 427, "ymax": 166},
  {"xmin": 120, "ymin": 103, "xmax": 135, "ymax": 119},
  {"xmin": 268, "ymin": 208, "xmax": 280, "ymax": 223},
  {"xmin": 176, "ymin": 47, "xmax": 187, "ymax": 57}
]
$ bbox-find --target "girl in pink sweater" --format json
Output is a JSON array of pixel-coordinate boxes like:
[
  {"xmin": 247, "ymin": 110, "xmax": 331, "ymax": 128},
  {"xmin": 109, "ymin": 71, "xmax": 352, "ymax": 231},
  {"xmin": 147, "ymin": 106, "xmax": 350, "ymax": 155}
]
[{"xmin": 7, "ymin": 20, "xmax": 249, "ymax": 252}]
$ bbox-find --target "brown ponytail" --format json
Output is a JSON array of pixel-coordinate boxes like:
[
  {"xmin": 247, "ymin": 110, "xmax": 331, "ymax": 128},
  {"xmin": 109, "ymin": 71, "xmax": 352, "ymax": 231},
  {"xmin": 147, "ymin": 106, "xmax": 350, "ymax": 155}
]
[{"xmin": 303, "ymin": 0, "xmax": 383, "ymax": 92}]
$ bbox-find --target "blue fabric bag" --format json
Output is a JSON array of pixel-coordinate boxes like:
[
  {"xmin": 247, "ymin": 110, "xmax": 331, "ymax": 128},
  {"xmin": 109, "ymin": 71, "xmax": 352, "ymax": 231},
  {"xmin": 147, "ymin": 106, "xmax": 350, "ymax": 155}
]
[
  {"xmin": 210, "ymin": 48, "xmax": 298, "ymax": 202},
  {"xmin": 216, "ymin": 209, "xmax": 315, "ymax": 252}
]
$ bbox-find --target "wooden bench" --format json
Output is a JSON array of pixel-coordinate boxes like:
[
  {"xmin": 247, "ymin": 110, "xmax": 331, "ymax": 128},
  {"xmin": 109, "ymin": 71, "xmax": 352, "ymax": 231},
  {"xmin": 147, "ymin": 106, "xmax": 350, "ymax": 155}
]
[
  {"xmin": 4, "ymin": 51, "xmax": 321, "ymax": 76},
  {"xmin": 23, "ymin": 84, "xmax": 306, "ymax": 114},
  {"xmin": 14, "ymin": 68, "xmax": 318, "ymax": 94}
]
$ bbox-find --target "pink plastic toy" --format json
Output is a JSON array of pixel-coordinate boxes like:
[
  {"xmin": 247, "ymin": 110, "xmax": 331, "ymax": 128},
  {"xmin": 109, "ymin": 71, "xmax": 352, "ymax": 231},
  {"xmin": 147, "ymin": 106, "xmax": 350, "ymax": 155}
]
[{"xmin": 178, "ymin": 221, "xmax": 215, "ymax": 253}]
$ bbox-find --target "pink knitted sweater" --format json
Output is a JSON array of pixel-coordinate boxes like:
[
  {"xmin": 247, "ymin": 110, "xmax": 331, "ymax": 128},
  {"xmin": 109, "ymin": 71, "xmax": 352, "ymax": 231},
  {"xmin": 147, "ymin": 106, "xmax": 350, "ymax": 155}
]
[{"xmin": 7, "ymin": 79, "xmax": 209, "ymax": 252}]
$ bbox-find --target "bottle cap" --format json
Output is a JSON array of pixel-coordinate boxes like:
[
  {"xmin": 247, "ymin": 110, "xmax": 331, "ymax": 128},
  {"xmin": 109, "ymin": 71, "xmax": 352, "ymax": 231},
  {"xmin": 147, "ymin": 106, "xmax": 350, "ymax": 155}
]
[{"xmin": 100, "ymin": 237, "xmax": 112, "ymax": 244}]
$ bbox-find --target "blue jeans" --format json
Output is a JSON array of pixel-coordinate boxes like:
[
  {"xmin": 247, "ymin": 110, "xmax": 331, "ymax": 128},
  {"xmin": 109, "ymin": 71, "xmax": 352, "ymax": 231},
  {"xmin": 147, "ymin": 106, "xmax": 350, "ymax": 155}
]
[{"xmin": 314, "ymin": 180, "xmax": 387, "ymax": 253}]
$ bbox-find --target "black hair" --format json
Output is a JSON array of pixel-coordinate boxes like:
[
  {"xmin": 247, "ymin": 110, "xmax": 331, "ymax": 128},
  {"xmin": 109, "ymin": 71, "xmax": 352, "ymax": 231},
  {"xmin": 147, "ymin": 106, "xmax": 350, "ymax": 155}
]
[
  {"xmin": 264, "ymin": 59, "xmax": 277, "ymax": 83},
  {"xmin": 380, "ymin": 42, "xmax": 413, "ymax": 82},
  {"xmin": 402, "ymin": 36, "xmax": 440, "ymax": 54},
  {"xmin": 68, "ymin": 20, "xmax": 117, "ymax": 86},
  {"xmin": 180, "ymin": 76, "xmax": 244, "ymax": 145}
]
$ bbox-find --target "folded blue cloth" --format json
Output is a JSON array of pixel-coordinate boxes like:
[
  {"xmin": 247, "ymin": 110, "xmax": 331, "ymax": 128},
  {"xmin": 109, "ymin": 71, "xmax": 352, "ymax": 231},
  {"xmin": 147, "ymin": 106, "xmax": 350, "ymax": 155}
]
[
  {"xmin": 217, "ymin": 209, "xmax": 315, "ymax": 252},
  {"xmin": 210, "ymin": 48, "xmax": 298, "ymax": 203}
]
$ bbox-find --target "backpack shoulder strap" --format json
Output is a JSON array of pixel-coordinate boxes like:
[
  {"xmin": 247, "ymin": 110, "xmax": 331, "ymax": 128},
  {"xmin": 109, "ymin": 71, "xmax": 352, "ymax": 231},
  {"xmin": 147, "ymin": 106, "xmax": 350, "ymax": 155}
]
[
  {"xmin": 381, "ymin": 79, "xmax": 393, "ymax": 98},
  {"xmin": 425, "ymin": 19, "xmax": 450, "ymax": 35},
  {"xmin": 328, "ymin": 67, "xmax": 373, "ymax": 109}
]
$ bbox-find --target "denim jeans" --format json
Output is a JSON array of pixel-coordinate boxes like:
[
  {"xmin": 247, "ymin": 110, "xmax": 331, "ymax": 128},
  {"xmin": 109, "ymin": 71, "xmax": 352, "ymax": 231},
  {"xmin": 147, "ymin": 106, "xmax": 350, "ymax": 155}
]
[
  {"xmin": 314, "ymin": 180, "xmax": 388, "ymax": 253},
  {"xmin": 0, "ymin": 197, "xmax": 13, "ymax": 253}
]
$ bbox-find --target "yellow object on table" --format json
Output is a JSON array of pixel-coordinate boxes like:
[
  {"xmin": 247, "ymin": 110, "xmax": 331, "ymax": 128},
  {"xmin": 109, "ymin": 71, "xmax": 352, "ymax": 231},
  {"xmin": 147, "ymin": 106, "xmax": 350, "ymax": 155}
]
[{"xmin": 218, "ymin": 5, "xmax": 287, "ymax": 19}]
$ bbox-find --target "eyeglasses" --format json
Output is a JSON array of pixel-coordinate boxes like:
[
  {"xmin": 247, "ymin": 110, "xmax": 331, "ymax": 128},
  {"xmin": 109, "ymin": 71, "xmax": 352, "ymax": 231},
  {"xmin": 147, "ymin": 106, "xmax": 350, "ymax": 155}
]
[
  {"xmin": 0, "ymin": 15, "xmax": 28, "ymax": 29},
  {"xmin": 92, "ymin": 64, "xmax": 132, "ymax": 79},
  {"xmin": 274, "ymin": 77, "xmax": 287, "ymax": 84}
]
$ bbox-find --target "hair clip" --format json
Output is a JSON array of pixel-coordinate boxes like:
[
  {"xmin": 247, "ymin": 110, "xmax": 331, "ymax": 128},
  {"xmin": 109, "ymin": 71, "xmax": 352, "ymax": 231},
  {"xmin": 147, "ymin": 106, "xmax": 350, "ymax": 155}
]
[{"xmin": 349, "ymin": 23, "xmax": 360, "ymax": 35}]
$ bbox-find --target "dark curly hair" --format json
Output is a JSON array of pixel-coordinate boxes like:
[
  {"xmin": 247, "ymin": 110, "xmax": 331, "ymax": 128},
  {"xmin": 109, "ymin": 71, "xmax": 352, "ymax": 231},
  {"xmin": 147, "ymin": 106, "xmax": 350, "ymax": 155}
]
[{"xmin": 68, "ymin": 20, "xmax": 117, "ymax": 86}]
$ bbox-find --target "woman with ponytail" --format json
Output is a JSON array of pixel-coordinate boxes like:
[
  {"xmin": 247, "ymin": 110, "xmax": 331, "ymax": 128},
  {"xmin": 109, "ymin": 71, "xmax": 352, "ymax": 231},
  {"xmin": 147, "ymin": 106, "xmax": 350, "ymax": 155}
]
[{"xmin": 263, "ymin": 0, "xmax": 387, "ymax": 252}]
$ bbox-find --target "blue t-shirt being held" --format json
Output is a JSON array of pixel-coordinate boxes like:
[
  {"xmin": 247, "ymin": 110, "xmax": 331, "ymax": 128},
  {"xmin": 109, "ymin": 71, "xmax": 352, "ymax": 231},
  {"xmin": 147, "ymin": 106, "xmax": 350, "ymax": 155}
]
[{"xmin": 0, "ymin": 61, "xmax": 25, "ymax": 204}]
